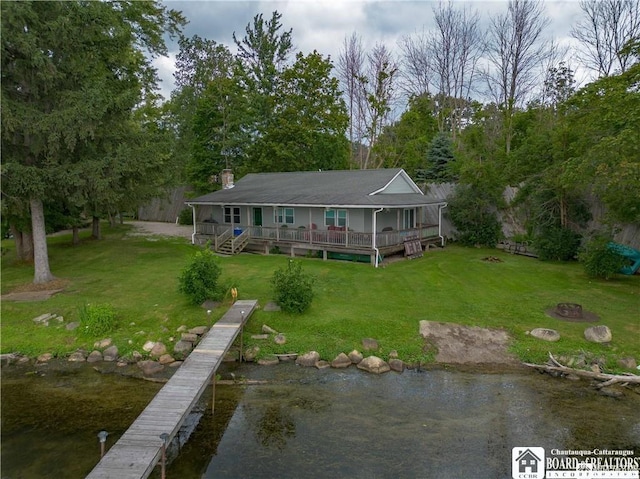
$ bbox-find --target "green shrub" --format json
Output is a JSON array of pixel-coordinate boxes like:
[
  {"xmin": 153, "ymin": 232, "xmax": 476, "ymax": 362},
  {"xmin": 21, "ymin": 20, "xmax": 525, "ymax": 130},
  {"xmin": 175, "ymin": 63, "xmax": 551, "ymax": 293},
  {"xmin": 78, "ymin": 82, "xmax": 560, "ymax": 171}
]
[
  {"xmin": 178, "ymin": 208, "xmax": 194, "ymax": 225},
  {"xmin": 579, "ymin": 236, "xmax": 626, "ymax": 279},
  {"xmin": 447, "ymin": 184, "xmax": 503, "ymax": 247},
  {"xmin": 272, "ymin": 260, "xmax": 315, "ymax": 313},
  {"xmin": 534, "ymin": 227, "xmax": 581, "ymax": 261},
  {"xmin": 178, "ymin": 247, "xmax": 222, "ymax": 305},
  {"xmin": 79, "ymin": 303, "xmax": 117, "ymax": 336}
]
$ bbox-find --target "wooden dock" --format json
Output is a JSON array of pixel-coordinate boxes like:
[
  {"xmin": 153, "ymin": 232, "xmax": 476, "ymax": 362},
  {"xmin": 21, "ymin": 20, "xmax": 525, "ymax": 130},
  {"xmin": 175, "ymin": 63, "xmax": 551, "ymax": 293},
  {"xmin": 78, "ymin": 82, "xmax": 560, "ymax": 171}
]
[{"xmin": 86, "ymin": 299, "xmax": 258, "ymax": 479}]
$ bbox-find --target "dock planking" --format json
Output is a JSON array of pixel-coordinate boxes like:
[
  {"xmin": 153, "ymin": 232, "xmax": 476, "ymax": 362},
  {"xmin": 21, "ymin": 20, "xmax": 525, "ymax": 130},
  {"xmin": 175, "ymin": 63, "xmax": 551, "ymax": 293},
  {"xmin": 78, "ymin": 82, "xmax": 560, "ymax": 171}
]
[{"xmin": 85, "ymin": 300, "xmax": 257, "ymax": 479}]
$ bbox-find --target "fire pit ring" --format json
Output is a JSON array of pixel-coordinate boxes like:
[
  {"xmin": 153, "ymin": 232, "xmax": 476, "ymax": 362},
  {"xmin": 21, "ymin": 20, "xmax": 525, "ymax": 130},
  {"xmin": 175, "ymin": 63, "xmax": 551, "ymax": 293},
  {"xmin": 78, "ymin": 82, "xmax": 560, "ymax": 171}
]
[
  {"xmin": 555, "ymin": 303, "xmax": 583, "ymax": 319},
  {"xmin": 545, "ymin": 302, "xmax": 600, "ymax": 322}
]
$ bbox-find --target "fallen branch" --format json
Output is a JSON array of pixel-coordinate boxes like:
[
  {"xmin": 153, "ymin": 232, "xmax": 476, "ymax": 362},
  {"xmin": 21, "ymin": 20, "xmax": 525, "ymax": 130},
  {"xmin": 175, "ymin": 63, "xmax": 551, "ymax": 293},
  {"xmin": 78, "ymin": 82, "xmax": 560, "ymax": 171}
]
[{"xmin": 523, "ymin": 353, "xmax": 640, "ymax": 386}]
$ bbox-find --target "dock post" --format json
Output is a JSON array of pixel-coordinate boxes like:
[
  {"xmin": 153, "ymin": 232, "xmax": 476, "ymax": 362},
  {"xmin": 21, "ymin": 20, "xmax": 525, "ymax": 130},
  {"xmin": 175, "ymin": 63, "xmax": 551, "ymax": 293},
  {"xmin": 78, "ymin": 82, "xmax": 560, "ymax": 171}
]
[
  {"xmin": 160, "ymin": 433, "xmax": 169, "ymax": 479},
  {"xmin": 211, "ymin": 374, "xmax": 216, "ymax": 416},
  {"xmin": 98, "ymin": 431, "xmax": 108, "ymax": 458},
  {"xmin": 239, "ymin": 310, "xmax": 245, "ymax": 362}
]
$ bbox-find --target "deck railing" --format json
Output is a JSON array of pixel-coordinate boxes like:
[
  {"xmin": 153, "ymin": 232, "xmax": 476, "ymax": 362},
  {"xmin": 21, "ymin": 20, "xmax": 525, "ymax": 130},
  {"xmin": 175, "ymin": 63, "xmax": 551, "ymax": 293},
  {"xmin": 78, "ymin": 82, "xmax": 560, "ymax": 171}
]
[{"xmin": 197, "ymin": 223, "xmax": 440, "ymax": 249}]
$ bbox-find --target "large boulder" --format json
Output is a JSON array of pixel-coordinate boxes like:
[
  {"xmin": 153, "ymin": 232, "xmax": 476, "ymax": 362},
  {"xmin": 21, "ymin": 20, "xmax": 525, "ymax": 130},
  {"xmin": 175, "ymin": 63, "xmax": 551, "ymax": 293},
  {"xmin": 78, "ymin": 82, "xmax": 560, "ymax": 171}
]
[
  {"xmin": 584, "ymin": 325, "xmax": 612, "ymax": 343},
  {"xmin": 389, "ymin": 358, "xmax": 404, "ymax": 372},
  {"xmin": 150, "ymin": 342, "xmax": 167, "ymax": 358},
  {"xmin": 617, "ymin": 357, "xmax": 637, "ymax": 370},
  {"xmin": 357, "ymin": 356, "xmax": 390, "ymax": 374},
  {"xmin": 262, "ymin": 324, "xmax": 278, "ymax": 334},
  {"xmin": 174, "ymin": 340, "xmax": 194, "ymax": 355},
  {"xmin": 87, "ymin": 351, "xmax": 103, "ymax": 363},
  {"xmin": 181, "ymin": 333, "xmax": 198, "ymax": 343},
  {"xmin": 158, "ymin": 354, "xmax": 175, "ymax": 365},
  {"xmin": 243, "ymin": 346, "xmax": 260, "ymax": 362},
  {"xmin": 331, "ymin": 353, "xmax": 352, "ymax": 368},
  {"xmin": 189, "ymin": 326, "xmax": 209, "ymax": 336},
  {"xmin": 348, "ymin": 350, "xmax": 363, "ymax": 364},
  {"xmin": 94, "ymin": 338, "xmax": 112, "ymax": 349},
  {"xmin": 530, "ymin": 328, "xmax": 561, "ymax": 342},
  {"xmin": 362, "ymin": 338, "xmax": 379, "ymax": 351},
  {"xmin": 68, "ymin": 351, "xmax": 87, "ymax": 362},
  {"xmin": 295, "ymin": 351, "xmax": 320, "ymax": 367},
  {"xmin": 103, "ymin": 345, "xmax": 119, "ymax": 362},
  {"xmin": 138, "ymin": 360, "xmax": 164, "ymax": 376},
  {"xmin": 37, "ymin": 353, "xmax": 53, "ymax": 363},
  {"xmin": 258, "ymin": 355, "xmax": 279, "ymax": 366}
]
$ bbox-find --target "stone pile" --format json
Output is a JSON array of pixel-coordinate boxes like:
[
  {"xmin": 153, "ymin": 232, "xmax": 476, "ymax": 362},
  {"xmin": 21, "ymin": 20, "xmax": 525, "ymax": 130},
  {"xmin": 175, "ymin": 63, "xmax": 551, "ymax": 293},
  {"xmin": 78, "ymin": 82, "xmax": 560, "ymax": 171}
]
[
  {"xmin": 5, "ymin": 322, "xmax": 212, "ymax": 376},
  {"xmin": 248, "ymin": 326, "xmax": 406, "ymax": 374}
]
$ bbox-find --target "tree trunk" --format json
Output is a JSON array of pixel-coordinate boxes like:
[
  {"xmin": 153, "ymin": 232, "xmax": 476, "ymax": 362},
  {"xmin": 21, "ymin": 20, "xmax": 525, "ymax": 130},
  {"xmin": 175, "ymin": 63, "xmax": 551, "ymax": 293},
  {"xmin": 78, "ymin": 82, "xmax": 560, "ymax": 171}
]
[
  {"xmin": 92, "ymin": 216, "xmax": 101, "ymax": 240},
  {"xmin": 30, "ymin": 198, "xmax": 55, "ymax": 284},
  {"xmin": 72, "ymin": 226, "xmax": 80, "ymax": 245},
  {"xmin": 10, "ymin": 224, "xmax": 34, "ymax": 262}
]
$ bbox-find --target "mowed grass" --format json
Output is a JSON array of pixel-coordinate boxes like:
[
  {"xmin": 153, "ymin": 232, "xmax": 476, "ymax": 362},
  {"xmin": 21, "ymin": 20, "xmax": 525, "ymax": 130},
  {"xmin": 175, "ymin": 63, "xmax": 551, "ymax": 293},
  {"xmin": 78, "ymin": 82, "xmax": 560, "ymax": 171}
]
[{"xmin": 1, "ymin": 224, "xmax": 638, "ymax": 370}]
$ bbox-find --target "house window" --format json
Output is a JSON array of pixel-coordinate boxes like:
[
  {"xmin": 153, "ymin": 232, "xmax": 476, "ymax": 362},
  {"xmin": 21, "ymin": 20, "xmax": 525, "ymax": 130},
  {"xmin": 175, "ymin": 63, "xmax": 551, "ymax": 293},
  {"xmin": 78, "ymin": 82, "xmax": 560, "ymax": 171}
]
[
  {"xmin": 403, "ymin": 208, "xmax": 415, "ymax": 229},
  {"xmin": 224, "ymin": 206, "xmax": 241, "ymax": 224},
  {"xmin": 274, "ymin": 207, "xmax": 294, "ymax": 225},
  {"xmin": 325, "ymin": 209, "xmax": 347, "ymax": 227}
]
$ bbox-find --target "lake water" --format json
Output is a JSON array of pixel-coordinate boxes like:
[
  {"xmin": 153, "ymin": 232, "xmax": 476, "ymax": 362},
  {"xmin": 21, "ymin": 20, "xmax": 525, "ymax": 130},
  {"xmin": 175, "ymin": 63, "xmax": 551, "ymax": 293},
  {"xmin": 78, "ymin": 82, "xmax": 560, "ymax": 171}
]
[{"xmin": 2, "ymin": 362, "xmax": 639, "ymax": 478}]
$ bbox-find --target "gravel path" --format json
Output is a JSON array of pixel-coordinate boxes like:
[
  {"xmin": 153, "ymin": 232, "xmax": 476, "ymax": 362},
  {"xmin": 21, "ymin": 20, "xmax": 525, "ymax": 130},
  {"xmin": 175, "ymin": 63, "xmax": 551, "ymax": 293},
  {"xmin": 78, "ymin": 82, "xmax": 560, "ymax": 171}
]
[{"xmin": 126, "ymin": 220, "xmax": 193, "ymax": 240}]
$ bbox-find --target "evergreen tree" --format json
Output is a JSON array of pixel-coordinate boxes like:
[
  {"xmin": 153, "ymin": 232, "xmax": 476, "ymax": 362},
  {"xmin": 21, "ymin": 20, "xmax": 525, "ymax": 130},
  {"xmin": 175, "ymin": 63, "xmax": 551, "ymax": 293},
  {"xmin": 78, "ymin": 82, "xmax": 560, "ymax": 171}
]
[
  {"xmin": 1, "ymin": 1, "xmax": 184, "ymax": 282},
  {"xmin": 422, "ymin": 132, "xmax": 457, "ymax": 183}
]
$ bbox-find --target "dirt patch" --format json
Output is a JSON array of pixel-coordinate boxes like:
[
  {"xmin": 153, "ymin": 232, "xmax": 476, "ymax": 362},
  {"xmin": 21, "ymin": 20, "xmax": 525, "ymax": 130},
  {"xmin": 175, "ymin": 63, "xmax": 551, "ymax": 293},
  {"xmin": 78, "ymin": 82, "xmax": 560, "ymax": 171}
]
[
  {"xmin": 419, "ymin": 320, "xmax": 519, "ymax": 366},
  {"xmin": 2, "ymin": 278, "xmax": 70, "ymax": 302}
]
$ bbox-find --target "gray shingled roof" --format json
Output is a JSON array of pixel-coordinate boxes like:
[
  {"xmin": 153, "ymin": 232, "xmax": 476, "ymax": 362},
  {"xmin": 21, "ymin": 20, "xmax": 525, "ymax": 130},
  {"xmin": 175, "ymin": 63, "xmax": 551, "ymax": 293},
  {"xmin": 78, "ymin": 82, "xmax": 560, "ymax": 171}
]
[{"xmin": 187, "ymin": 169, "xmax": 446, "ymax": 208}]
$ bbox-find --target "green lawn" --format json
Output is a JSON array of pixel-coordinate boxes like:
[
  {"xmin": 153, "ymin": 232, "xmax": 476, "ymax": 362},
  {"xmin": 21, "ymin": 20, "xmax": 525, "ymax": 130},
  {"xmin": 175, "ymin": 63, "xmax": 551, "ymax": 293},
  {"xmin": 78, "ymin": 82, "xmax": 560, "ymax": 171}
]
[{"xmin": 1, "ymin": 224, "xmax": 638, "ymax": 371}]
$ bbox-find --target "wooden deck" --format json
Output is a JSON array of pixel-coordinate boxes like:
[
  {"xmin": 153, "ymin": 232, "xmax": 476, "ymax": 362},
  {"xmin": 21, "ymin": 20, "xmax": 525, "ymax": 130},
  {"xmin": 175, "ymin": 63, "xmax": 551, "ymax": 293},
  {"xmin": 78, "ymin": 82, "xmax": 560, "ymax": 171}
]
[{"xmin": 85, "ymin": 300, "xmax": 258, "ymax": 479}]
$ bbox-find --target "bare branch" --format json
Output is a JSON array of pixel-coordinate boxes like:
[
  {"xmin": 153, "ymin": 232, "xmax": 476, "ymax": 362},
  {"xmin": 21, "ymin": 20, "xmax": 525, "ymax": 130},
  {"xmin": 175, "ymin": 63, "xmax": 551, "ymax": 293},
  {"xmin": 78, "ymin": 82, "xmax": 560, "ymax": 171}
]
[{"xmin": 571, "ymin": 0, "xmax": 640, "ymax": 76}]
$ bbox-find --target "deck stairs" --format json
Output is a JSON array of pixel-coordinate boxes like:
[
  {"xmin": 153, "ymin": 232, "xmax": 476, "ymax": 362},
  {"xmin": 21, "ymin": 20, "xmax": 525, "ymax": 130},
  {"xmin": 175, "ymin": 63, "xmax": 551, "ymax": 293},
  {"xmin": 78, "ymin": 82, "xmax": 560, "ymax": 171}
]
[{"xmin": 215, "ymin": 235, "xmax": 249, "ymax": 255}]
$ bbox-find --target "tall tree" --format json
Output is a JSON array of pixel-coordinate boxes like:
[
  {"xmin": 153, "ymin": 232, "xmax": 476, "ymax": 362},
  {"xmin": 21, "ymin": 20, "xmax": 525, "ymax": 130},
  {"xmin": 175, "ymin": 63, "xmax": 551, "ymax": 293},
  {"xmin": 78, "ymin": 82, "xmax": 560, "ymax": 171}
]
[
  {"xmin": 359, "ymin": 43, "xmax": 399, "ymax": 169},
  {"xmin": 251, "ymin": 51, "xmax": 349, "ymax": 172},
  {"xmin": 571, "ymin": 0, "xmax": 640, "ymax": 77},
  {"xmin": 562, "ymin": 62, "xmax": 640, "ymax": 224},
  {"xmin": 423, "ymin": 132, "xmax": 457, "ymax": 183},
  {"xmin": 233, "ymin": 10, "xmax": 293, "ymax": 149},
  {"xmin": 398, "ymin": 28, "xmax": 433, "ymax": 98},
  {"xmin": 428, "ymin": 1, "xmax": 484, "ymax": 139},
  {"xmin": 1, "ymin": 1, "xmax": 183, "ymax": 283},
  {"xmin": 373, "ymin": 94, "xmax": 439, "ymax": 179},
  {"xmin": 189, "ymin": 74, "xmax": 251, "ymax": 193},
  {"xmin": 170, "ymin": 35, "xmax": 234, "ymax": 177},
  {"xmin": 337, "ymin": 32, "xmax": 366, "ymax": 166},
  {"xmin": 484, "ymin": 0, "xmax": 551, "ymax": 154}
]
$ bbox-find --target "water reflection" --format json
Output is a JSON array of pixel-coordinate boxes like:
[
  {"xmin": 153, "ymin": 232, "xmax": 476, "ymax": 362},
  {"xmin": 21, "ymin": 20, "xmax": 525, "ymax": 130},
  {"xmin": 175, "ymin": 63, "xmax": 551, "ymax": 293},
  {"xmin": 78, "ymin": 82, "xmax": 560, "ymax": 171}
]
[
  {"xmin": 199, "ymin": 364, "xmax": 640, "ymax": 479},
  {"xmin": 2, "ymin": 362, "xmax": 638, "ymax": 479}
]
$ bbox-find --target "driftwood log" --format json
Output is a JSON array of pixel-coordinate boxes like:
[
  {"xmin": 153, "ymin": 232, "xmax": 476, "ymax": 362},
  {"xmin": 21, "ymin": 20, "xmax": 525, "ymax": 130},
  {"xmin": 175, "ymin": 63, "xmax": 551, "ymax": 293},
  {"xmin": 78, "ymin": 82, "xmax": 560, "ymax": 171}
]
[{"xmin": 523, "ymin": 353, "xmax": 640, "ymax": 388}]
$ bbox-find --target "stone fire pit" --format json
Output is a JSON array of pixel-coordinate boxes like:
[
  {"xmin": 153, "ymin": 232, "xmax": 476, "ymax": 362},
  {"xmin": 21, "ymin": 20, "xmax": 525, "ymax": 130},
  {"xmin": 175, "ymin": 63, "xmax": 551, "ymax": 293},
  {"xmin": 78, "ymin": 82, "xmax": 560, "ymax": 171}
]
[{"xmin": 545, "ymin": 302, "xmax": 600, "ymax": 322}]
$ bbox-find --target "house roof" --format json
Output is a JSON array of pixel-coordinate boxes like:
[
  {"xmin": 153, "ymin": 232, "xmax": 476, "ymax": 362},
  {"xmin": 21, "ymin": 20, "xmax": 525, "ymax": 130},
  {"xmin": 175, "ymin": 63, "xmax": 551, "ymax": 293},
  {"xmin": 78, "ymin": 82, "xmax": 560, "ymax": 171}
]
[{"xmin": 187, "ymin": 168, "xmax": 446, "ymax": 209}]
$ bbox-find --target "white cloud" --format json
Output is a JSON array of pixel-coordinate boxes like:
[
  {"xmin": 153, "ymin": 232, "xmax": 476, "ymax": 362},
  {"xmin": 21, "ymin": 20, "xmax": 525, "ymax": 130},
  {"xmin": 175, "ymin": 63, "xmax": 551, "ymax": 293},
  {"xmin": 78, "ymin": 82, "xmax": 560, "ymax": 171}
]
[{"xmin": 157, "ymin": 0, "xmax": 587, "ymax": 101}]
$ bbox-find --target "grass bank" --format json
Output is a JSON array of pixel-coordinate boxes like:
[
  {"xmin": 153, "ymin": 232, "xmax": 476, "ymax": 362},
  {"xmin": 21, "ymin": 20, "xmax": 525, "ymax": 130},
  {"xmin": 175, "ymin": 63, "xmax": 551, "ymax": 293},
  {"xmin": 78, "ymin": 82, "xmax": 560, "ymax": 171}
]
[{"xmin": 1, "ymin": 224, "xmax": 638, "ymax": 370}]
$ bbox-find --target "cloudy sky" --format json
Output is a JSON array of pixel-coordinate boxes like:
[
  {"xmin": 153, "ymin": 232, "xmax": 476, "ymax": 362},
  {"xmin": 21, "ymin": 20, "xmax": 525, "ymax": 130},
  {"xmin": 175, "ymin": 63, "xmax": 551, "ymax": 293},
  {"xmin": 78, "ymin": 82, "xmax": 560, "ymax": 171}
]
[{"xmin": 155, "ymin": 0, "xmax": 586, "ymax": 99}]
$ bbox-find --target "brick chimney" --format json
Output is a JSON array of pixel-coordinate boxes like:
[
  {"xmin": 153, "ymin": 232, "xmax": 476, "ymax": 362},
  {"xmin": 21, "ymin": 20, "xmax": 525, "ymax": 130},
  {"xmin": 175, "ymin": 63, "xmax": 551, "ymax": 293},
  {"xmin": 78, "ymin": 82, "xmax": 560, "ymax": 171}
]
[{"xmin": 221, "ymin": 169, "xmax": 234, "ymax": 189}]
